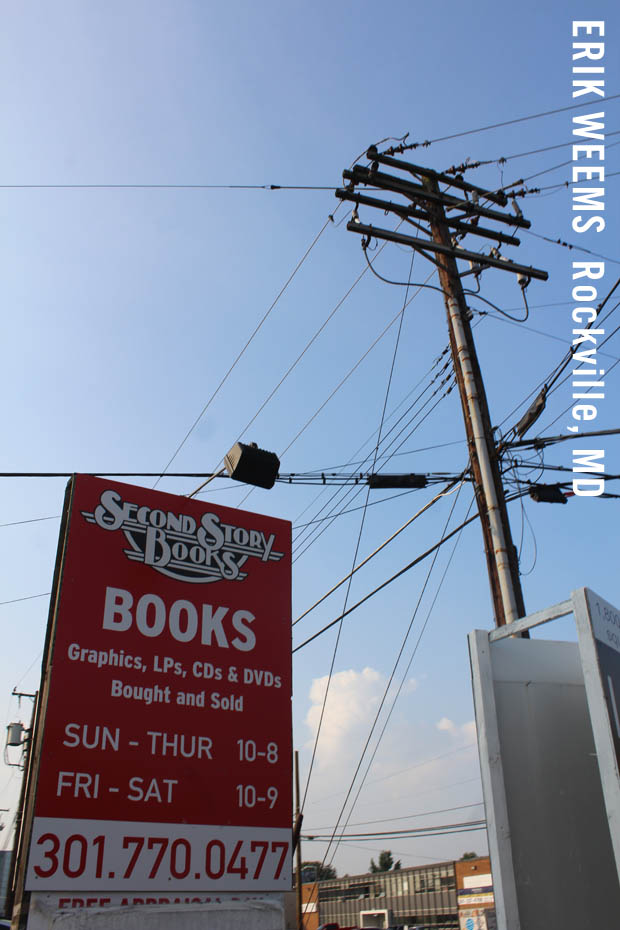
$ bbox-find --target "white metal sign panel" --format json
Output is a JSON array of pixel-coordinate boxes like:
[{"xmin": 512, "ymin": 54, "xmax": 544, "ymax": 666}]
[{"xmin": 469, "ymin": 599, "xmax": 620, "ymax": 930}]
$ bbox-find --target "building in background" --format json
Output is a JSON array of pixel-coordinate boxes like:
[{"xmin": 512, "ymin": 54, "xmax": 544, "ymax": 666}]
[
  {"xmin": 302, "ymin": 859, "xmax": 468, "ymax": 928},
  {"xmin": 454, "ymin": 856, "xmax": 495, "ymax": 929},
  {"xmin": 300, "ymin": 879, "xmax": 319, "ymax": 930},
  {"xmin": 0, "ymin": 850, "xmax": 11, "ymax": 917}
]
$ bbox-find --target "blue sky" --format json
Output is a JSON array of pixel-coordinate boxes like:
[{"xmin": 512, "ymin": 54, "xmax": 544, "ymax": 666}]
[{"xmin": 1, "ymin": 0, "xmax": 619, "ymax": 877}]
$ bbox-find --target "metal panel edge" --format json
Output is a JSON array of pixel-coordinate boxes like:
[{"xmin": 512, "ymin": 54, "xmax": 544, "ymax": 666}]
[
  {"xmin": 468, "ymin": 630, "xmax": 520, "ymax": 930},
  {"xmin": 489, "ymin": 599, "xmax": 572, "ymax": 641},
  {"xmin": 572, "ymin": 586, "xmax": 620, "ymax": 883}
]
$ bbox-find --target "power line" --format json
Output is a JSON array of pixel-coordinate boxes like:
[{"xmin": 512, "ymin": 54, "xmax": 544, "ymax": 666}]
[
  {"xmin": 308, "ymin": 801, "xmax": 484, "ymax": 832},
  {"xmin": 507, "ymin": 428, "xmax": 620, "ymax": 452},
  {"xmin": 305, "ymin": 819, "xmax": 487, "ymax": 840},
  {"xmin": 524, "ymin": 229, "xmax": 620, "ymax": 267},
  {"xmin": 292, "ymin": 488, "xmax": 423, "ymax": 528},
  {"xmin": 499, "ymin": 278, "xmax": 620, "ymax": 437},
  {"xmin": 541, "ymin": 354, "xmax": 620, "ymax": 434},
  {"xmin": 381, "ymin": 93, "xmax": 620, "ymax": 153},
  {"xmin": 0, "ymin": 472, "xmax": 224, "ymax": 479},
  {"xmin": 524, "ymin": 168, "xmax": 620, "ymax": 195},
  {"xmin": 152, "ymin": 210, "xmax": 339, "ymax": 487},
  {"xmin": 293, "ymin": 479, "xmax": 464, "ymax": 627},
  {"xmin": 478, "ymin": 310, "xmax": 620, "ymax": 364},
  {"xmin": 292, "ymin": 378, "xmax": 456, "ymax": 562},
  {"xmin": 445, "ymin": 129, "xmax": 620, "ymax": 172},
  {"xmin": 0, "ymin": 182, "xmax": 337, "ymax": 191},
  {"xmin": 293, "ymin": 490, "xmax": 526, "ymax": 653},
  {"xmin": 280, "ymin": 280, "xmax": 436, "ymax": 464},
  {"xmin": 323, "ymin": 488, "xmax": 471, "ymax": 869},
  {"xmin": 0, "ymin": 593, "xmax": 50, "ymax": 607},
  {"xmin": 289, "ymin": 350, "xmax": 449, "ymax": 544},
  {"xmin": 233, "ymin": 237, "xmax": 394, "ymax": 445},
  {"xmin": 309, "ymin": 749, "xmax": 478, "ymax": 810},
  {"xmin": 301, "ymin": 256, "xmax": 414, "ymax": 812},
  {"xmin": 0, "ymin": 515, "xmax": 61, "ymax": 528}
]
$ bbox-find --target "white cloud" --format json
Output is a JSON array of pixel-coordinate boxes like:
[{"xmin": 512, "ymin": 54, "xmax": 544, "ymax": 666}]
[
  {"xmin": 305, "ymin": 667, "xmax": 385, "ymax": 767},
  {"xmin": 437, "ymin": 716, "xmax": 457, "ymax": 733},
  {"xmin": 300, "ymin": 679, "xmax": 485, "ymax": 876},
  {"xmin": 436, "ymin": 716, "xmax": 477, "ymax": 742}
]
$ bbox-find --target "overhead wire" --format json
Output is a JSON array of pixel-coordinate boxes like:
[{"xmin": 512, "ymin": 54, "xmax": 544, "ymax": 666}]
[
  {"xmin": 499, "ymin": 278, "xmax": 620, "ymax": 438},
  {"xmin": 445, "ymin": 129, "xmax": 620, "ymax": 173},
  {"xmin": 290, "ymin": 346, "xmax": 451, "ymax": 551},
  {"xmin": 293, "ymin": 477, "xmax": 465, "ymax": 628},
  {"xmin": 228, "ymin": 235, "xmax": 396, "ymax": 448},
  {"xmin": 306, "ymin": 819, "xmax": 487, "ymax": 842},
  {"xmin": 153, "ymin": 207, "xmax": 342, "ymax": 488},
  {"xmin": 291, "ymin": 377, "xmax": 458, "ymax": 561},
  {"xmin": 301, "ymin": 253, "xmax": 415, "ymax": 812},
  {"xmin": 324, "ymin": 488, "xmax": 474, "ymax": 868},
  {"xmin": 0, "ymin": 182, "xmax": 338, "ymax": 191},
  {"xmin": 313, "ymin": 482, "xmax": 467, "ymax": 871},
  {"xmin": 523, "ymin": 229, "xmax": 620, "ymax": 266},
  {"xmin": 295, "ymin": 366, "xmax": 450, "ymax": 546},
  {"xmin": 0, "ymin": 515, "xmax": 61, "ymax": 528},
  {"xmin": 204, "ymin": 221, "xmax": 435, "ymax": 511},
  {"xmin": 289, "ymin": 339, "xmax": 456, "ymax": 556},
  {"xmin": 0, "ymin": 593, "xmax": 50, "ymax": 607},
  {"xmin": 278, "ymin": 275, "xmax": 441, "ymax": 465},
  {"xmin": 308, "ymin": 802, "xmax": 484, "ymax": 832},
  {"xmin": 520, "ymin": 168, "xmax": 620, "ymax": 195},
  {"xmin": 306, "ymin": 746, "xmax": 478, "ymax": 812},
  {"xmin": 292, "ymin": 381, "xmax": 457, "ymax": 563},
  {"xmin": 496, "ymin": 138, "xmax": 620, "ymax": 192},
  {"xmin": 477, "ymin": 309, "xmax": 620, "ymax": 364},
  {"xmin": 292, "ymin": 487, "xmax": 429, "ymax": 528},
  {"xmin": 293, "ymin": 488, "xmax": 527, "ymax": 654},
  {"xmin": 380, "ymin": 93, "xmax": 620, "ymax": 154},
  {"xmin": 292, "ymin": 436, "xmax": 463, "ymax": 479},
  {"xmin": 542, "ymin": 354, "xmax": 620, "ymax": 434}
]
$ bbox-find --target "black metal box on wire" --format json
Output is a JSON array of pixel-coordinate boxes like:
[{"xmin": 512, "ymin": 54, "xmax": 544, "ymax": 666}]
[{"xmin": 224, "ymin": 442, "xmax": 280, "ymax": 489}]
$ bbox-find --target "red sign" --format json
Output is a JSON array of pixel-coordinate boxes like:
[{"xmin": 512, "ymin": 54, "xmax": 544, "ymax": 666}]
[{"xmin": 25, "ymin": 476, "xmax": 292, "ymax": 891}]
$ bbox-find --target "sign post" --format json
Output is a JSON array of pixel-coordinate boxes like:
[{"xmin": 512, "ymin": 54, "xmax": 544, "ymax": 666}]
[{"xmin": 11, "ymin": 476, "xmax": 292, "ymax": 927}]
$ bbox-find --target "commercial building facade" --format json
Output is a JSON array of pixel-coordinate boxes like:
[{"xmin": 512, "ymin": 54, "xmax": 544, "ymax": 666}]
[
  {"xmin": 300, "ymin": 856, "xmax": 494, "ymax": 930},
  {"xmin": 0, "ymin": 850, "xmax": 11, "ymax": 917},
  {"xmin": 304, "ymin": 861, "xmax": 457, "ymax": 929}
]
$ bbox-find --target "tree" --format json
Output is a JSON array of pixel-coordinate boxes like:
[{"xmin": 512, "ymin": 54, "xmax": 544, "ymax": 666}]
[
  {"xmin": 301, "ymin": 861, "xmax": 337, "ymax": 882},
  {"xmin": 460, "ymin": 851, "xmax": 479, "ymax": 860},
  {"xmin": 369, "ymin": 850, "xmax": 401, "ymax": 872}
]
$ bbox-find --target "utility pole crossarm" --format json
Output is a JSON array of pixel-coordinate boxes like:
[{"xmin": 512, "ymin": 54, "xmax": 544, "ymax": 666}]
[
  {"xmin": 343, "ymin": 165, "xmax": 532, "ymax": 229},
  {"xmin": 365, "ymin": 145, "xmax": 509, "ymax": 206},
  {"xmin": 335, "ymin": 188, "xmax": 522, "ymax": 246},
  {"xmin": 346, "ymin": 220, "xmax": 548, "ymax": 280}
]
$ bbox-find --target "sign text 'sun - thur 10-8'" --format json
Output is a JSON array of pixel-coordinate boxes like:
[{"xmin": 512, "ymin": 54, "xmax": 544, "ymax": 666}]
[{"xmin": 23, "ymin": 475, "xmax": 292, "ymax": 893}]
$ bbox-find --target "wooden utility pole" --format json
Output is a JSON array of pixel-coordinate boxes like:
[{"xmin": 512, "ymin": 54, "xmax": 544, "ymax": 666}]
[
  {"xmin": 337, "ymin": 150, "xmax": 548, "ymax": 626},
  {"xmin": 294, "ymin": 751, "xmax": 303, "ymax": 930},
  {"xmin": 5, "ymin": 692, "xmax": 37, "ymax": 923},
  {"xmin": 422, "ymin": 176, "xmax": 525, "ymax": 625}
]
